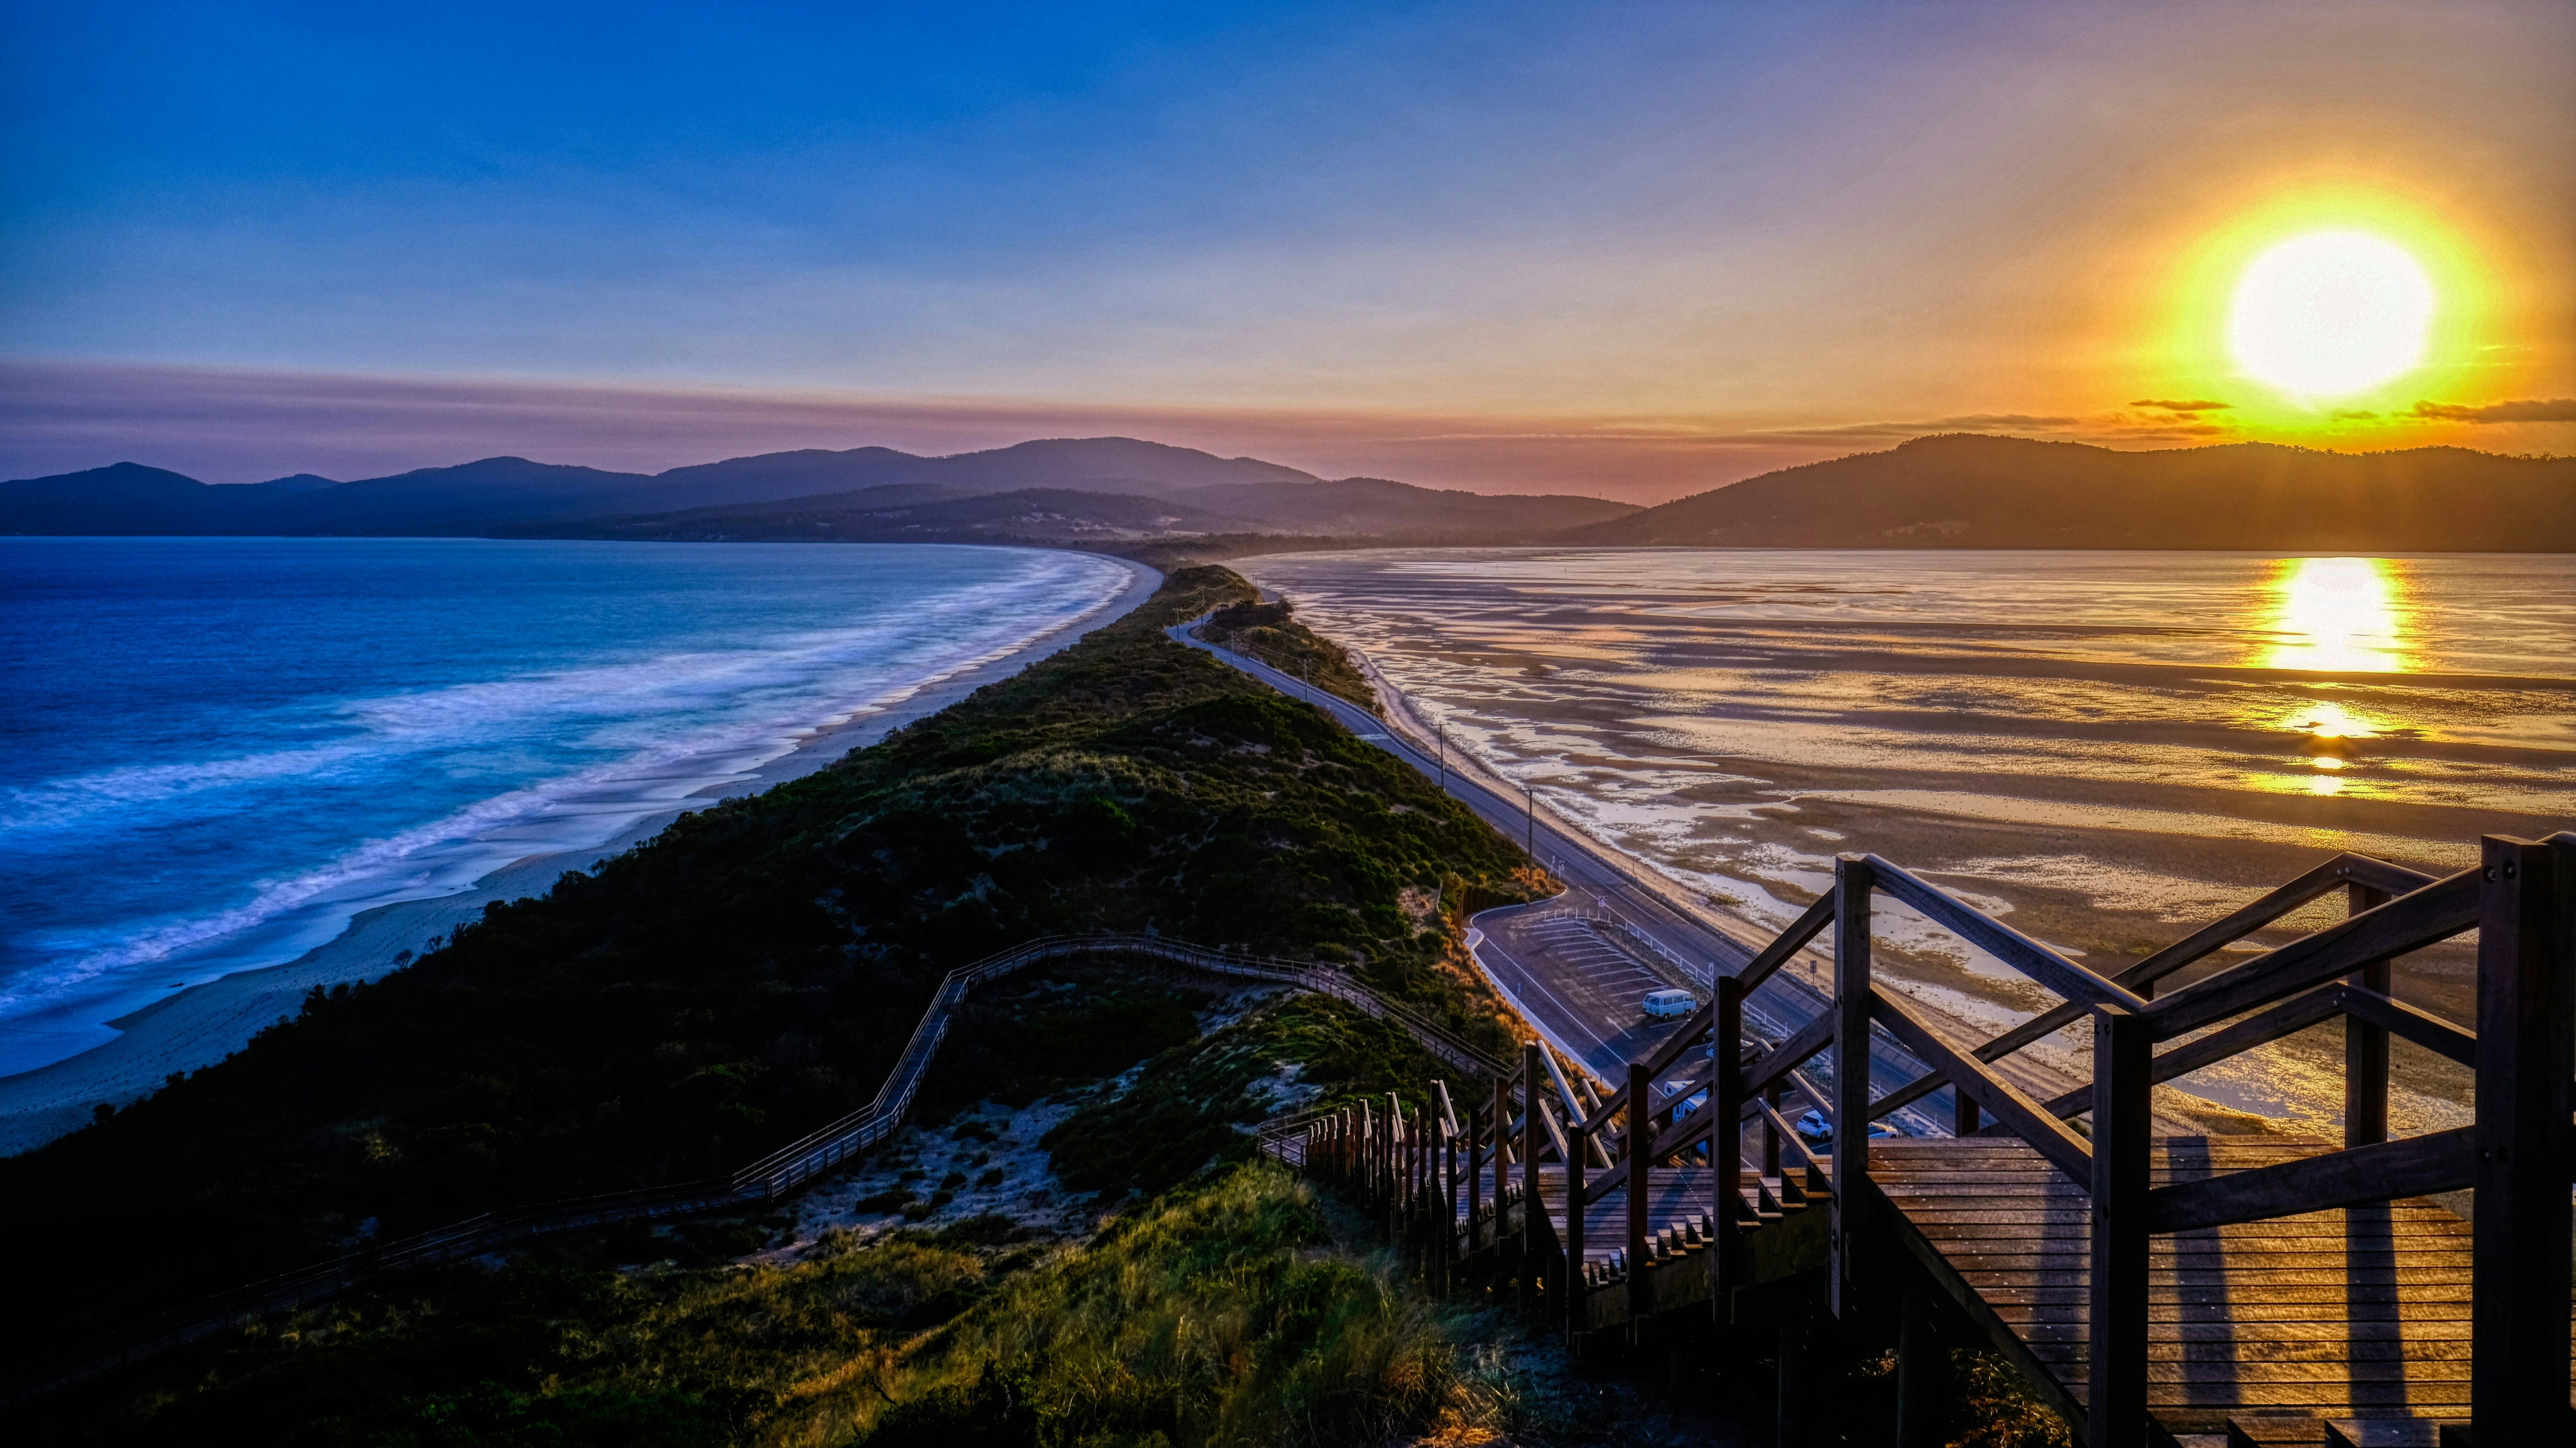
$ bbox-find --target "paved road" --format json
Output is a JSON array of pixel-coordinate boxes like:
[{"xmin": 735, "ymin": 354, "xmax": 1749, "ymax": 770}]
[{"xmin": 1170, "ymin": 618, "xmax": 1947, "ymax": 1134}]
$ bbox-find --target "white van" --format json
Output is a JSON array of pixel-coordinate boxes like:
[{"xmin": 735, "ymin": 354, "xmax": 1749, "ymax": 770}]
[{"xmin": 1641, "ymin": 988, "xmax": 1698, "ymax": 1019}]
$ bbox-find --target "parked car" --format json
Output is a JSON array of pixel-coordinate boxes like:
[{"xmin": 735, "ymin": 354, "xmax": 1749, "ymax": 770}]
[{"xmin": 1641, "ymin": 987, "xmax": 1698, "ymax": 1019}]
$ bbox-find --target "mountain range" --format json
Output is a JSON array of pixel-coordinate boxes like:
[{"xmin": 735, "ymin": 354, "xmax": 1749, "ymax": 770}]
[
  {"xmin": 6, "ymin": 432, "xmax": 2569, "ymax": 551},
  {"xmin": 0, "ymin": 437, "xmax": 1633, "ymax": 544}
]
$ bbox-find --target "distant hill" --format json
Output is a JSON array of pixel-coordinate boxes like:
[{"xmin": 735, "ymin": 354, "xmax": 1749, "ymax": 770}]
[
  {"xmin": 0, "ymin": 436, "xmax": 1630, "ymax": 543},
  {"xmin": 1558, "ymin": 435, "xmax": 2576, "ymax": 551},
  {"xmin": 0, "ymin": 462, "xmax": 301, "ymax": 534},
  {"xmin": 1175, "ymin": 476, "xmax": 1633, "ymax": 533}
]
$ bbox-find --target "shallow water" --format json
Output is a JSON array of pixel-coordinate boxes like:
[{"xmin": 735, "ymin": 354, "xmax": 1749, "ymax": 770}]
[
  {"xmin": 0, "ymin": 538, "xmax": 1133, "ymax": 1075},
  {"xmin": 1242, "ymin": 548, "xmax": 2576, "ymax": 1133}
]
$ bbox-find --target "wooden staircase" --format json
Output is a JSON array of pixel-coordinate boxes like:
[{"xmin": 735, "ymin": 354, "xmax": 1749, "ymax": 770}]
[{"xmin": 1272, "ymin": 833, "xmax": 2575, "ymax": 1446}]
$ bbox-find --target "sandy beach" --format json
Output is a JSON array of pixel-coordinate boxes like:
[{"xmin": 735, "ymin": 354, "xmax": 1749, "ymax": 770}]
[{"xmin": 0, "ymin": 554, "xmax": 1159, "ymax": 1156}]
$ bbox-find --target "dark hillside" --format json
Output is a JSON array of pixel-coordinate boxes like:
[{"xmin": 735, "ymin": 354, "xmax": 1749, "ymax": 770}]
[
  {"xmin": 0, "ymin": 566, "xmax": 1538, "ymax": 1359},
  {"xmin": 650, "ymin": 437, "xmax": 1321, "ymax": 506},
  {"xmin": 286, "ymin": 456, "xmax": 666, "ymax": 532},
  {"xmin": 1178, "ymin": 474, "xmax": 1637, "ymax": 532},
  {"xmin": 0, "ymin": 461, "xmax": 299, "ymax": 534},
  {"xmin": 1558, "ymin": 433, "xmax": 2576, "ymax": 551}
]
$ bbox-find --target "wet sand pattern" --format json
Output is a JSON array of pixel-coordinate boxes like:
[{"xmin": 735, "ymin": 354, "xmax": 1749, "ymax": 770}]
[{"xmin": 1241, "ymin": 548, "xmax": 2576, "ymax": 1136}]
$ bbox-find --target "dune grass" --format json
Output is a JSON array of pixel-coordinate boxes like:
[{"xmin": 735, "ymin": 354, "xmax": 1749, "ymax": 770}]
[{"xmin": 862, "ymin": 1162, "xmax": 1507, "ymax": 1448}]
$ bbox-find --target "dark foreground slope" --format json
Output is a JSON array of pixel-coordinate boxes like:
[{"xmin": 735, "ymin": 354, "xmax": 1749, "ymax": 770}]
[
  {"xmin": 0, "ymin": 566, "xmax": 1538, "ymax": 1361},
  {"xmin": 1560, "ymin": 434, "xmax": 2576, "ymax": 551}
]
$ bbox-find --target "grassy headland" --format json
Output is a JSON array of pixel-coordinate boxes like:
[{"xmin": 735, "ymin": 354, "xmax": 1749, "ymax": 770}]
[
  {"xmin": 18, "ymin": 977, "xmax": 1519, "ymax": 1447},
  {"xmin": 0, "ymin": 565, "xmax": 1538, "ymax": 1365}
]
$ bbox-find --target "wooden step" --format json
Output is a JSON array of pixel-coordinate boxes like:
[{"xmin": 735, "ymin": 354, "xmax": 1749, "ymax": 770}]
[
  {"xmin": 2321, "ymin": 1421, "xmax": 2460, "ymax": 1448},
  {"xmin": 2225, "ymin": 1413, "xmax": 2323, "ymax": 1447}
]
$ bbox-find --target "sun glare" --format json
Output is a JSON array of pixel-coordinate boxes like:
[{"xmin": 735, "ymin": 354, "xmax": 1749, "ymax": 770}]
[
  {"xmin": 2228, "ymin": 231, "xmax": 2435, "ymax": 399},
  {"xmin": 2261, "ymin": 556, "xmax": 2412, "ymax": 673}
]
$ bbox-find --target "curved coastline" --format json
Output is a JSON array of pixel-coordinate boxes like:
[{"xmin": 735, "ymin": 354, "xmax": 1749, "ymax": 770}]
[{"xmin": 0, "ymin": 551, "xmax": 1161, "ymax": 1156}]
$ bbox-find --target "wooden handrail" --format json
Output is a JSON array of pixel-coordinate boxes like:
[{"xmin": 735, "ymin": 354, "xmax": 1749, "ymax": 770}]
[
  {"xmin": 1971, "ymin": 851, "xmax": 2434, "ymax": 1068},
  {"xmin": 2339, "ymin": 982, "xmax": 2477, "ymax": 1067},
  {"xmin": 2143, "ymin": 868, "xmax": 2479, "ymax": 1038},
  {"xmin": 1869, "ymin": 990, "xmax": 2092, "ymax": 1183},
  {"xmin": 2146, "ymin": 1126, "xmax": 2475, "ymax": 1233},
  {"xmin": 1737, "ymin": 889, "xmax": 1836, "ymax": 994},
  {"xmin": 1742, "ymin": 1013, "xmax": 1834, "ymax": 1099},
  {"xmin": 1756, "ymin": 1097, "xmax": 1833, "ymax": 1192},
  {"xmin": 1866, "ymin": 855, "xmax": 2151, "ymax": 1014}
]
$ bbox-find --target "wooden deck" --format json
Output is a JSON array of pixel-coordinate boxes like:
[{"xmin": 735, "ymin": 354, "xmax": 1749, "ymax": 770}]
[{"xmin": 1865, "ymin": 1136, "xmax": 2557, "ymax": 1436}]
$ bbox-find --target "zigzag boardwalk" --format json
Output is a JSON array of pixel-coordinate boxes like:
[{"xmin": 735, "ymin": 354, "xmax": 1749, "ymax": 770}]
[{"xmin": 1273, "ymin": 834, "xmax": 2576, "ymax": 1447}]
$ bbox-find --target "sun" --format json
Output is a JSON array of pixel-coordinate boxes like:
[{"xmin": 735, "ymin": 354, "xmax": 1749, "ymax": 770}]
[{"xmin": 2227, "ymin": 230, "xmax": 2435, "ymax": 400}]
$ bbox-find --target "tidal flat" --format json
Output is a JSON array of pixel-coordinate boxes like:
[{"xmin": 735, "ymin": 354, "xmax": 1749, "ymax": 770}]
[{"xmin": 1242, "ymin": 546, "xmax": 2576, "ymax": 1136}]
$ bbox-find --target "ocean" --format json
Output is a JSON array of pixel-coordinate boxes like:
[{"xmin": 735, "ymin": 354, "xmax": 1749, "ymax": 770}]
[
  {"xmin": 1240, "ymin": 548, "xmax": 2576, "ymax": 1134},
  {"xmin": 0, "ymin": 538, "xmax": 1135, "ymax": 1078}
]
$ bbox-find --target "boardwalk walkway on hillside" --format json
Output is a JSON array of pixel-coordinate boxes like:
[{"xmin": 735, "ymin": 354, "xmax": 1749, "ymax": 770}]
[{"xmin": 1278, "ymin": 834, "xmax": 2576, "ymax": 1448}]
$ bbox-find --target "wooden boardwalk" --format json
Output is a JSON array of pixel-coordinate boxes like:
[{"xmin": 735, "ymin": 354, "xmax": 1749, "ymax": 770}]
[
  {"xmin": 1869, "ymin": 1137, "xmax": 2553, "ymax": 1434},
  {"xmin": 1282, "ymin": 833, "xmax": 2576, "ymax": 1447}
]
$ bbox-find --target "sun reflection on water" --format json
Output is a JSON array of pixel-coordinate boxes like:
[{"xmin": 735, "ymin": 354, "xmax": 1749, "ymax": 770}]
[{"xmin": 2260, "ymin": 557, "xmax": 2412, "ymax": 673}]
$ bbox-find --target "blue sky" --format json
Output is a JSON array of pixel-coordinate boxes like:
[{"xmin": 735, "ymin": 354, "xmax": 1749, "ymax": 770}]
[{"xmin": 3, "ymin": 2, "xmax": 2569, "ymax": 493}]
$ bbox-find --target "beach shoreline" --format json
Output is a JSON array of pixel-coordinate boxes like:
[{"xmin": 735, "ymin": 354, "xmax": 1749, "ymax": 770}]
[{"xmin": 0, "ymin": 552, "xmax": 1160, "ymax": 1157}]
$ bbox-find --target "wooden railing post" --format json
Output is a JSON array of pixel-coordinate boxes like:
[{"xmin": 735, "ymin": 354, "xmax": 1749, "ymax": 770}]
[
  {"xmin": 1762, "ymin": 1082, "xmax": 1783, "ymax": 1179},
  {"xmin": 1362, "ymin": 1098, "xmax": 1377, "ymax": 1208},
  {"xmin": 1713, "ymin": 973, "xmax": 1747, "ymax": 1308},
  {"xmin": 1443, "ymin": 1100, "xmax": 1459, "ymax": 1294},
  {"xmin": 1565, "ymin": 1088, "xmax": 1586, "ymax": 1342},
  {"xmin": 1832, "ymin": 856, "xmax": 1872, "ymax": 1319},
  {"xmin": 1627, "ymin": 1059, "xmax": 1652, "ymax": 1337},
  {"xmin": 1952, "ymin": 1083, "xmax": 1980, "ymax": 1137},
  {"xmin": 2345, "ymin": 882, "xmax": 2392, "ymax": 1147},
  {"xmin": 1896, "ymin": 1280, "xmax": 1953, "ymax": 1448},
  {"xmin": 1467, "ymin": 1100, "xmax": 1484, "ymax": 1256},
  {"xmin": 2470, "ymin": 834, "xmax": 2574, "ymax": 1444},
  {"xmin": 1521, "ymin": 1043, "xmax": 1543, "ymax": 1314},
  {"xmin": 2087, "ymin": 1003, "xmax": 2151, "ymax": 1448}
]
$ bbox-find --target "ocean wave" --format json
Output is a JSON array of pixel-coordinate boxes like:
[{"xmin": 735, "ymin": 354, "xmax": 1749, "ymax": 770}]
[
  {"xmin": 0, "ymin": 549, "xmax": 1130, "ymax": 1022},
  {"xmin": 0, "ymin": 555, "xmax": 1124, "ymax": 839}
]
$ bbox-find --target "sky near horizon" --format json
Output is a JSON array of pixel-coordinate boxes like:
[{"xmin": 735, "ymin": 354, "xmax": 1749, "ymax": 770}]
[{"xmin": 3, "ymin": 1, "xmax": 2571, "ymax": 498}]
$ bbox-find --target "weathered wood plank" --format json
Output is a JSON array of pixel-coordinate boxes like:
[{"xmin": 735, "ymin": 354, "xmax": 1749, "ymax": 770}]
[
  {"xmin": 2013, "ymin": 1319, "xmax": 2478, "ymax": 1342},
  {"xmin": 2146, "ymin": 1129, "xmax": 2473, "ymax": 1232}
]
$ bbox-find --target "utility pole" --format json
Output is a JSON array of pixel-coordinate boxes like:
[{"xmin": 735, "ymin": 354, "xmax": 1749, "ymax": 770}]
[
  {"xmin": 1523, "ymin": 782, "xmax": 1534, "ymax": 856},
  {"xmin": 1436, "ymin": 725, "xmax": 1447, "ymax": 792}
]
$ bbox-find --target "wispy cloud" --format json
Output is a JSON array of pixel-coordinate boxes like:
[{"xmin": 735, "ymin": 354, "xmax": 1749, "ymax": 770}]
[
  {"xmin": 2410, "ymin": 398, "xmax": 2576, "ymax": 424},
  {"xmin": 2128, "ymin": 398, "xmax": 2232, "ymax": 413}
]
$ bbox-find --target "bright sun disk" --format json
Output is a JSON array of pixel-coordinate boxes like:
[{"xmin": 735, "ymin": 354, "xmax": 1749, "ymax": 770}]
[{"xmin": 2228, "ymin": 230, "xmax": 2434, "ymax": 399}]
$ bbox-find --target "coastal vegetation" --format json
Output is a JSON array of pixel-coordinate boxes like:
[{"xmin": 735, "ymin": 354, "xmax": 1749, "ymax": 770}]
[
  {"xmin": 15, "ymin": 975, "xmax": 1520, "ymax": 1446},
  {"xmin": 1197, "ymin": 597, "xmax": 1379, "ymax": 715},
  {"xmin": 0, "ymin": 565, "xmax": 1537, "ymax": 1367}
]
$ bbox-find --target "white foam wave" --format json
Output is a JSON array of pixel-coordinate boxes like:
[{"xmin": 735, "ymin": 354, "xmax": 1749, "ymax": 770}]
[{"xmin": 0, "ymin": 551, "xmax": 1130, "ymax": 1020}]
